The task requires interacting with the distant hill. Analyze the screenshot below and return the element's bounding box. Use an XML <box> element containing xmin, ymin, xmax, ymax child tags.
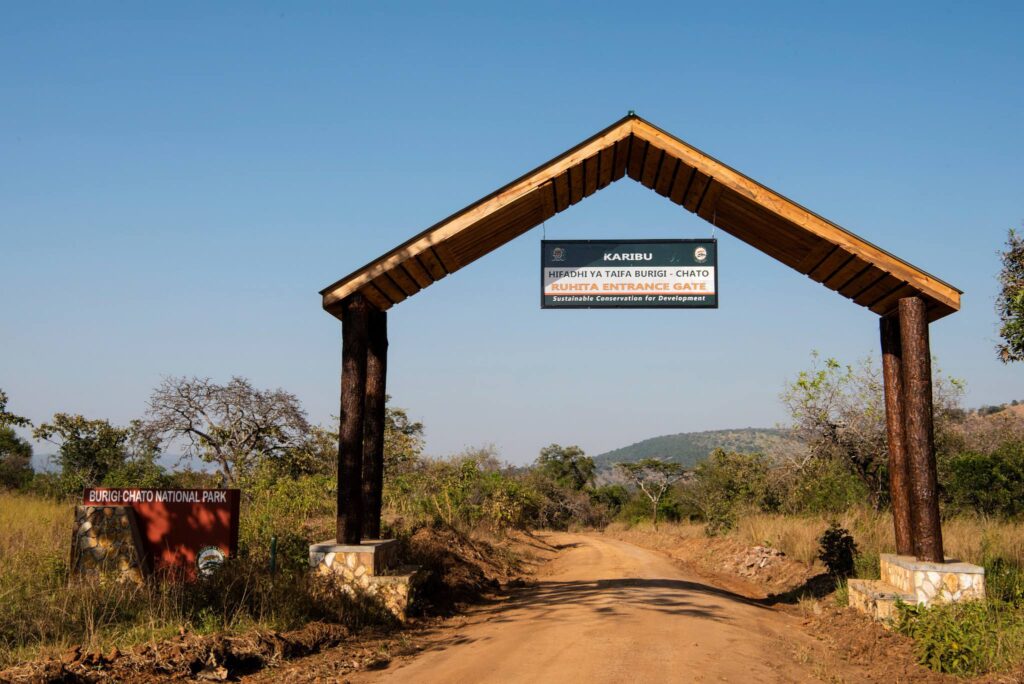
<box><xmin>593</xmin><ymin>428</ymin><xmax>795</xmax><ymax>472</ymax></box>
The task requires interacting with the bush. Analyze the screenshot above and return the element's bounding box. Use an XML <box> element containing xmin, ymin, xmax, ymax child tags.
<box><xmin>897</xmin><ymin>600</ymin><xmax>1024</xmax><ymax>675</ymax></box>
<box><xmin>778</xmin><ymin>458</ymin><xmax>869</xmax><ymax>515</ymax></box>
<box><xmin>984</xmin><ymin>557</ymin><xmax>1024</xmax><ymax>605</ymax></box>
<box><xmin>817</xmin><ymin>522</ymin><xmax>858</xmax><ymax>578</ymax></box>
<box><xmin>942</xmin><ymin>442</ymin><xmax>1024</xmax><ymax>518</ymax></box>
<box><xmin>679</xmin><ymin>449</ymin><xmax>777</xmax><ymax>534</ymax></box>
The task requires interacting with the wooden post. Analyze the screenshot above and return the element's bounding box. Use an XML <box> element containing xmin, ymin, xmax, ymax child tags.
<box><xmin>880</xmin><ymin>314</ymin><xmax>914</xmax><ymax>556</ymax></box>
<box><xmin>361</xmin><ymin>309</ymin><xmax>387</xmax><ymax>540</ymax></box>
<box><xmin>898</xmin><ymin>297</ymin><xmax>944</xmax><ymax>563</ymax></box>
<box><xmin>338</xmin><ymin>294</ymin><xmax>370</xmax><ymax>545</ymax></box>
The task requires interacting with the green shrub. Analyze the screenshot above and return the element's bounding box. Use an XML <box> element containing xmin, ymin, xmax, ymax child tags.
<box><xmin>943</xmin><ymin>442</ymin><xmax>1024</xmax><ymax>518</ymax></box>
<box><xmin>984</xmin><ymin>557</ymin><xmax>1024</xmax><ymax>605</ymax></box>
<box><xmin>779</xmin><ymin>458</ymin><xmax>869</xmax><ymax>515</ymax></box>
<box><xmin>896</xmin><ymin>600</ymin><xmax>1024</xmax><ymax>675</ymax></box>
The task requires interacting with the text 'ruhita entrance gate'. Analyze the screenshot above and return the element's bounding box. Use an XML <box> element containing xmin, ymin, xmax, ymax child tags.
<box><xmin>312</xmin><ymin>113</ymin><xmax>981</xmax><ymax>619</ymax></box>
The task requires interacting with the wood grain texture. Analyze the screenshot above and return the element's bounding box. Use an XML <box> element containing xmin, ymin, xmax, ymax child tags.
<box><xmin>338</xmin><ymin>295</ymin><xmax>370</xmax><ymax>544</ymax></box>
<box><xmin>880</xmin><ymin>314</ymin><xmax>914</xmax><ymax>556</ymax></box>
<box><xmin>899</xmin><ymin>297</ymin><xmax>944</xmax><ymax>563</ymax></box>
<box><xmin>361</xmin><ymin>309</ymin><xmax>387</xmax><ymax>540</ymax></box>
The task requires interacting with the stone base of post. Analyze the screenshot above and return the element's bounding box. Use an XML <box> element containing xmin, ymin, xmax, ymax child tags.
<box><xmin>849</xmin><ymin>554</ymin><xmax>985</xmax><ymax>624</ymax></box>
<box><xmin>309</xmin><ymin>539</ymin><xmax>421</xmax><ymax>621</ymax></box>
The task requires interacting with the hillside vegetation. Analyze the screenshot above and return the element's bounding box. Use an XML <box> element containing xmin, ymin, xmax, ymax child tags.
<box><xmin>593</xmin><ymin>427</ymin><xmax>796</xmax><ymax>471</ymax></box>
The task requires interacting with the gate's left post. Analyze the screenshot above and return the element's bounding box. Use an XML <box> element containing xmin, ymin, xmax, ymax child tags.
<box><xmin>337</xmin><ymin>294</ymin><xmax>370</xmax><ymax>544</ymax></box>
<box><xmin>311</xmin><ymin>294</ymin><xmax>416</xmax><ymax>621</ymax></box>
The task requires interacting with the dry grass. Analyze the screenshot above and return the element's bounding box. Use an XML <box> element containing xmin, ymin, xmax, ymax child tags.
<box><xmin>0</xmin><ymin>491</ymin><xmax>350</xmax><ymax>668</ymax></box>
<box><xmin>608</xmin><ymin>508</ymin><xmax>1024</xmax><ymax>572</ymax></box>
<box><xmin>732</xmin><ymin>509</ymin><xmax>1024</xmax><ymax>567</ymax></box>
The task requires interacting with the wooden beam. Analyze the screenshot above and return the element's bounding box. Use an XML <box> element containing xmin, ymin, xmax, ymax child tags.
<box><xmin>871</xmin><ymin>283</ymin><xmax>918</xmax><ymax>316</ymax></box>
<box><xmin>553</xmin><ymin>172</ymin><xmax>571</xmax><ymax>212</ymax></box>
<box><xmin>417</xmin><ymin>249</ymin><xmax>447</xmax><ymax>280</ymax></box>
<box><xmin>402</xmin><ymin>257</ymin><xmax>433</xmax><ymax>288</ymax></box>
<box><xmin>682</xmin><ymin>171</ymin><xmax>711</xmax><ymax>212</ymax></box>
<box><xmin>696</xmin><ymin>179</ymin><xmax>724</xmax><ymax>222</ymax></box>
<box><xmin>359</xmin><ymin>283</ymin><xmax>392</xmax><ymax>311</ymax></box>
<box><xmin>809</xmin><ymin>250</ymin><xmax>852</xmax><ymax>283</ymax></box>
<box><xmin>361</xmin><ymin>309</ymin><xmax>387</xmax><ymax>540</ymax></box>
<box><xmin>839</xmin><ymin>267</ymin><xmax>885</xmax><ymax>299</ymax></box>
<box><xmin>880</xmin><ymin>314</ymin><xmax>914</xmax><ymax>556</ymax></box>
<box><xmin>338</xmin><ymin>294</ymin><xmax>370</xmax><ymax>544</ymax></box>
<box><xmin>654</xmin><ymin>155</ymin><xmax>679</xmax><ymax>197</ymax></box>
<box><xmin>796</xmin><ymin>241</ymin><xmax>837</xmax><ymax>274</ymax></box>
<box><xmin>899</xmin><ymin>297</ymin><xmax>944</xmax><ymax>563</ymax></box>
<box><xmin>640</xmin><ymin>146</ymin><xmax>663</xmax><ymax>188</ymax></box>
<box><xmin>610</xmin><ymin>136</ymin><xmax>630</xmax><ymax>181</ymax></box>
<box><xmin>388</xmin><ymin>264</ymin><xmax>421</xmax><ymax>297</ymax></box>
<box><xmin>823</xmin><ymin>256</ymin><xmax>870</xmax><ymax>291</ymax></box>
<box><xmin>627</xmin><ymin>137</ymin><xmax>647</xmax><ymax>180</ymax></box>
<box><xmin>583</xmin><ymin>154</ymin><xmax>599</xmax><ymax>197</ymax></box>
<box><xmin>668</xmin><ymin>164</ymin><xmax>695</xmax><ymax>205</ymax></box>
<box><xmin>568</xmin><ymin>164</ymin><xmax>584</xmax><ymax>205</ymax></box>
<box><xmin>597</xmin><ymin>145</ymin><xmax>615</xmax><ymax>189</ymax></box>
<box><xmin>372</xmin><ymin>274</ymin><xmax>407</xmax><ymax>304</ymax></box>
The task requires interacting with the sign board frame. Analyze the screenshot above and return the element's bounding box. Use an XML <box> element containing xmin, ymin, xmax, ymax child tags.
<box><xmin>541</xmin><ymin>238</ymin><xmax>718</xmax><ymax>309</ymax></box>
<box><xmin>82</xmin><ymin>488</ymin><xmax>241</xmax><ymax>578</ymax></box>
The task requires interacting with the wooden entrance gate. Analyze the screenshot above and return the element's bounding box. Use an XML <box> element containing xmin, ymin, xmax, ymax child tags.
<box><xmin>319</xmin><ymin>114</ymin><xmax>961</xmax><ymax>562</ymax></box>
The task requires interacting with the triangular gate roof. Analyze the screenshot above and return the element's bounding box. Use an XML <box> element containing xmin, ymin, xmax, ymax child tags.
<box><xmin>321</xmin><ymin>114</ymin><xmax>961</xmax><ymax>321</ymax></box>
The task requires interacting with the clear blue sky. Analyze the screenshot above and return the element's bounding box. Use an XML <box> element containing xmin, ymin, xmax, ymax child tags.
<box><xmin>2</xmin><ymin>2</ymin><xmax>1022</xmax><ymax>466</ymax></box>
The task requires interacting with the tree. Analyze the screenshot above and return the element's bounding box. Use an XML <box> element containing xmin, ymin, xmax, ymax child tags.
<box><xmin>291</xmin><ymin>397</ymin><xmax>424</xmax><ymax>478</ymax></box>
<box><xmin>33</xmin><ymin>414</ymin><xmax>131</xmax><ymax>487</ymax></box>
<box><xmin>680</xmin><ymin>449</ymin><xmax>776</xmax><ymax>533</ymax></box>
<box><xmin>0</xmin><ymin>389</ymin><xmax>33</xmax><ymax>489</ymax></box>
<box><xmin>0</xmin><ymin>427</ymin><xmax>33</xmax><ymax>489</ymax></box>
<box><xmin>141</xmin><ymin>376</ymin><xmax>310</xmax><ymax>486</ymax></box>
<box><xmin>779</xmin><ymin>352</ymin><xmax>963</xmax><ymax>509</ymax></box>
<box><xmin>615</xmin><ymin>458</ymin><xmax>686</xmax><ymax>528</ymax></box>
<box><xmin>534</xmin><ymin>443</ymin><xmax>595</xmax><ymax>491</ymax></box>
<box><xmin>997</xmin><ymin>227</ymin><xmax>1024</xmax><ymax>363</ymax></box>
<box><xmin>383</xmin><ymin>401</ymin><xmax>425</xmax><ymax>475</ymax></box>
<box><xmin>0</xmin><ymin>389</ymin><xmax>31</xmax><ymax>429</ymax></box>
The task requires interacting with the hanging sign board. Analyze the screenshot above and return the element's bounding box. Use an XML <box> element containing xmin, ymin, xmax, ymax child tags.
<box><xmin>82</xmin><ymin>488</ymin><xmax>241</xmax><ymax>578</ymax></box>
<box><xmin>542</xmin><ymin>239</ymin><xmax>717</xmax><ymax>309</ymax></box>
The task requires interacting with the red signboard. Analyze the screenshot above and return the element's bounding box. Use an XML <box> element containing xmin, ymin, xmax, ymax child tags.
<box><xmin>83</xmin><ymin>488</ymin><xmax>240</xmax><ymax>578</ymax></box>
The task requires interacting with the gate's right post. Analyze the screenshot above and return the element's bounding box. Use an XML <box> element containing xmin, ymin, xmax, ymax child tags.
<box><xmin>880</xmin><ymin>313</ymin><xmax>914</xmax><ymax>556</ymax></box>
<box><xmin>898</xmin><ymin>296</ymin><xmax>944</xmax><ymax>563</ymax></box>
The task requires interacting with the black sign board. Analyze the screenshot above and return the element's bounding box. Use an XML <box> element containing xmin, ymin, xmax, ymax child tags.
<box><xmin>541</xmin><ymin>239</ymin><xmax>718</xmax><ymax>309</ymax></box>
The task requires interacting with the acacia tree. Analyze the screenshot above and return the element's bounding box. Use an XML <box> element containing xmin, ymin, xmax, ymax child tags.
<box><xmin>535</xmin><ymin>443</ymin><xmax>595</xmax><ymax>491</ymax></box>
<box><xmin>997</xmin><ymin>228</ymin><xmax>1024</xmax><ymax>363</ymax></box>
<box><xmin>141</xmin><ymin>376</ymin><xmax>310</xmax><ymax>486</ymax></box>
<box><xmin>615</xmin><ymin>458</ymin><xmax>686</xmax><ymax>528</ymax></box>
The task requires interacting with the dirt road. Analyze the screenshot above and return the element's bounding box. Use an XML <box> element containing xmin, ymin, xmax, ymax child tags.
<box><xmin>348</xmin><ymin>532</ymin><xmax>827</xmax><ymax>683</ymax></box>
